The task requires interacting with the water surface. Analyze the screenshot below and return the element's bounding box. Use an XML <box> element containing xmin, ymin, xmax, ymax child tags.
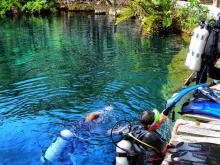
<box><xmin>0</xmin><ymin>12</ymin><xmax>185</xmax><ymax>165</ymax></box>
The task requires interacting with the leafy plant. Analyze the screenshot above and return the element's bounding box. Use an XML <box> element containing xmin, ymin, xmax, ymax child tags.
<box><xmin>0</xmin><ymin>0</ymin><xmax>22</xmax><ymax>16</ymax></box>
<box><xmin>116</xmin><ymin>0</ymin><xmax>177</xmax><ymax>34</ymax></box>
<box><xmin>177</xmin><ymin>0</ymin><xmax>209</xmax><ymax>30</ymax></box>
<box><xmin>0</xmin><ymin>0</ymin><xmax>57</xmax><ymax>16</ymax></box>
<box><xmin>22</xmin><ymin>0</ymin><xmax>57</xmax><ymax>14</ymax></box>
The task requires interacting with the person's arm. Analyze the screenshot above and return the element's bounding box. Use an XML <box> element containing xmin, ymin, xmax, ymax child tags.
<box><xmin>147</xmin><ymin>109</ymin><xmax>169</xmax><ymax>131</ymax></box>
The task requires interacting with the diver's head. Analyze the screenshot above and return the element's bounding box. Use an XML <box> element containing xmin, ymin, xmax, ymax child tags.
<box><xmin>85</xmin><ymin>112</ymin><xmax>101</xmax><ymax>122</ymax></box>
<box><xmin>139</xmin><ymin>109</ymin><xmax>160</xmax><ymax>128</ymax></box>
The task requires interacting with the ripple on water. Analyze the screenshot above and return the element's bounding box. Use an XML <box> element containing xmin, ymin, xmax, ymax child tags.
<box><xmin>0</xmin><ymin>14</ymin><xmax>182</xmax><ymax>164</ymax></box>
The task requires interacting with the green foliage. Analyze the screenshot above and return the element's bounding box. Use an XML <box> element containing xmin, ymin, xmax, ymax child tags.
<box><xmin>22</xmin><ymin>0</ymin><xmax>57</xmax><ymax>14</ymax></box>
<box><xmin>177</xmin><ymin>0</ymin><xmax>209</xmax><ymax>30</ymax></box>
<box><xmin>116</xmin><ymin>0</ymin><xmax>209</xmax><ymax>34</ymax></box>
<box><xmin>116</xmin><ymin>0</ymin><xmax>177</xmax><ymax>34</ymax></box>
<box><xmin>67</xmin><ymin>2</ymin><xmax>94</xmax><ymax>11</ymax></box>
<box><xmin>0</xmin><ymin>0</ymin><xmax>22</xmax><ymax>16</ymax></box>
<box><xmin>0</xmin><ymin>0</ymin><xmax>57</xmax><ymax>16</ymax></box>
<box><xmin>116</xmin><ymin>8</ymin><xmax>135</xmax><ymax>25</ymax></box>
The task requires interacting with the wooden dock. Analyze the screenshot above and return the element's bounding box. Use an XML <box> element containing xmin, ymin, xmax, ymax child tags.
<box><xmin>161</xmin><ymin>118</ymin><xmax>220</xmax><ymax>165</ymax></box>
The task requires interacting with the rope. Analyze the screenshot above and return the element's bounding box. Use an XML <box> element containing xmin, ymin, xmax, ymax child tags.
<box><xmin>127</xmin><ymin>132</ymin><xmax>160</xmax><ymax>154</ymax></box>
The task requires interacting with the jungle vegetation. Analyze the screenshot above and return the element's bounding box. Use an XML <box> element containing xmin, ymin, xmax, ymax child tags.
<box><xmin>0</xmin><ymin>0</ymin><xmax>57</xmax><ymax>15</ymax></box>
<box><xmin>116</xmin><ymin>0</ymin><xmax>209</xmax><ymax>34</ymax></box>
<box><xmin>0</xmin><ymin>0</ymin><xmax>209</xmax><ymax>34</ymax></box>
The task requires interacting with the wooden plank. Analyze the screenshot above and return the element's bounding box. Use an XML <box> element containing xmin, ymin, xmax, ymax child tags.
<box><xmin>208</xmin><ymin>120</ymin><xmax>220</xmax><ymax>125</ymax></box>
<box><xmin>186</xmin><ymin>121</ymin><xmax>220</xmax><ymax>131</ymax></box>
<box><xmin>183</xmin><ymin>114</ymin><xmax>220</xmax><ymax>122</ymax></box>
<box><xmin>172</xmin><ymin>135</ymin><xmax>220</xmax><ymax>144</ymax></box>
<box><xmin>174</xmin><ymin>119</ymin><xmax>220</xmax><ymax>131</ymax></box>
<box><xmin>177</xmin><ymin>124</ymin><xmax>220</xmax><ymax>137</ymax></box>
<box><xmin>210</xmin><ymin>84</ymin><xmax>220</xmax><ymax>91</ymax></box>
<box><xmin>213</xmin><ymin>0</ymin><xmax>220</xmax><ymax>7</ymax></box>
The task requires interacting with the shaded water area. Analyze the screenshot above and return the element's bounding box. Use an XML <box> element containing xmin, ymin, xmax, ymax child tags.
<box><xmin>0</xmin><ymin>12</ymin><xmax>186</xmax><ymax>165</ymax></box>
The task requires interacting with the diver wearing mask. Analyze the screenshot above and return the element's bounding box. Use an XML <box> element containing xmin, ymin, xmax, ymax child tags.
<box><xmin>116</xmin><ymin>108</ymin><xmax>173</xmax><ymax>165</ymax></box>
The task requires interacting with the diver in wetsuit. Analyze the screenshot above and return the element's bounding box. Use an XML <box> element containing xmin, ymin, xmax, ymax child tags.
<box><xmin>116</xmin><ymin>108</ymin><xmax>173</xmax><ymax>165</ymax></box>
<box><xmin>42</xmin><ymin>105</ymin><xmax>114</xmax><ymax>165</ymax></box>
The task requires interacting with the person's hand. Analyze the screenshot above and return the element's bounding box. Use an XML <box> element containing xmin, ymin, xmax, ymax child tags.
<box><xmin>167</xmin><ymin>143</ymin><xmax>175</xmax><ymax>149</ymax></box>
<box><xmin>160</xmin><ymin>113</ymin><xmax>167</xmax><ymax>121</ymax></box>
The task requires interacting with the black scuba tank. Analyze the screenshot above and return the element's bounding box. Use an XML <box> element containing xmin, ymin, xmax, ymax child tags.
<box><xmin>196</xmin><ymin>17</ymin><xmax>220</xmax><ymax>83</ymax></box>
<box><xmin>203</xmin><ymin>22</ymin><xmax>219</xmax><ymax>65</ymax></box>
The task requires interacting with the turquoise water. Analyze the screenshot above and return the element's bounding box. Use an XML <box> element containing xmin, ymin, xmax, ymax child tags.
<box><xmin>0</xmin><ymin>12</ymin><xmax>184</xmax><ymax>164</ymax></box>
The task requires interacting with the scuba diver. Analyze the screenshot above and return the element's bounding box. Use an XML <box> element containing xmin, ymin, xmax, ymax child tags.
<box><xmin>85</xmin><ymin>111</ymin><xmax>102</xmax><ymax>122</ymax></box>
<box><xmin>41</xmin><ymin>105</ymin><xmax>114</xmax><ymax>165</ymax></box>
<box><xmin>114</xmin><ymin>107</ymin><xmax>174</xmax><ymax>165</ymax></box>
<box><xmin>113</xmin><ymin>84</ymin><xmax>208</xmax><ymax>165</ymax></box>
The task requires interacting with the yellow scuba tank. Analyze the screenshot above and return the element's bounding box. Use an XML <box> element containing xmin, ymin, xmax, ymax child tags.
<box><xmin>185</xmin><ymin>24</ymin><xmax>209</xmax><ymax>71</ymax></box>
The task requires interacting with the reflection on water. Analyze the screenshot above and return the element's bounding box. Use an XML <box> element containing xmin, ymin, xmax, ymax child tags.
<box><xmin>0</xmin><ymin>12</ymin><xmax>184</xmax><ymax>164</ymax></box>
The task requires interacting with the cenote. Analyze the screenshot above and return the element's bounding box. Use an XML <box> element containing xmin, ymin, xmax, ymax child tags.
<box><xmin>0</xmin><ymin>12</ymin><xmax>187</xmax><ymax>165</ymax></box>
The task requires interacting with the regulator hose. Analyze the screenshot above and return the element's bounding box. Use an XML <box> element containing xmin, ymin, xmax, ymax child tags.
<box><xmin>110</xmin><ymin>120</ymin><xmax>134</xmax><ymax>155</ymax></box>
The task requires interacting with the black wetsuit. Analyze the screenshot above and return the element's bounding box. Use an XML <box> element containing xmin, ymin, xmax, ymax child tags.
<box><xmin>126</xmin><ymin>125</ymin><xmax>167</xmax><ymax>165</ymax></box>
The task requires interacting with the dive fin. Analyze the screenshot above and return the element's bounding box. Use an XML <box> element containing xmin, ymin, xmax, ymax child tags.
<box><xmin>169</xmin><ymin>142</ymin><xmax>202</xmax><ymax>153</ymax></box>
<box><xmin>166</xmin><ymin>83</ymin><xmax>207</xmax><ymax>109</ymax></box>
<box><xmin>171</xmin><ymin>151</ymin><xmax>207</xmax><ymax>164</ymax></box>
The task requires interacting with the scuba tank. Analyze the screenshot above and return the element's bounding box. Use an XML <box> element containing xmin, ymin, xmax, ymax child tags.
<box><xmin>185</xmin><ymin>22</ymin><xmax>209</xmax><ymax>71</ymax></box>
<box><xmin>116</xmin><ymin>140</ymin><xmax>132</xmax><ymax>165</ymax></box>
<box><xmin>41</xmin><ymin>129</ymin><xmax>74</xmax><ymax>163</ymax></box>
<box><xmin>185</xmin><ymin>29</ymin><xmax>197</xmax><ymax>67</ymax></box>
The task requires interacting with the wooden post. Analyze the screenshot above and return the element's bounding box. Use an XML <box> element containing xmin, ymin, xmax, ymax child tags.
<box><xmin>213</xmin><ymin>0</ymin><xmax>220</xmax><ymax>7</ymax></box>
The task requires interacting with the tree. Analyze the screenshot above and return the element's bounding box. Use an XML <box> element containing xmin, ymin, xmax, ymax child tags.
<box><xmin>0</xmin><ymin>0</ymin><xmax>22</xmax><ymax>15</ymax></box>
<box><xmin>116</xmin><ymin>0</ymin><xmax>177</xmax><ymax>35</ymax></box>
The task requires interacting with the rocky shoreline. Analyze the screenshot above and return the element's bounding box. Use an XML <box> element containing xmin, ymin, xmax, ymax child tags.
<box><xmin>58</xmin><ymin>1</ymin><xmax>119</xmax><ymax>16</ymax></box>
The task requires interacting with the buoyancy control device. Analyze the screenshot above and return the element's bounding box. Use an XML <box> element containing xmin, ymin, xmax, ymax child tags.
<box><xmin>185</xmin><ymin>22</ymin><xmax>209</xmax><ymax>71</ymax></box>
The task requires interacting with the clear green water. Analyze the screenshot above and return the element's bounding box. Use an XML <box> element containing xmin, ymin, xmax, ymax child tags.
<box><xmin>0</xmin><ymin>12</ymin><xmax>186</xmax><ymax>164</ymax></box>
